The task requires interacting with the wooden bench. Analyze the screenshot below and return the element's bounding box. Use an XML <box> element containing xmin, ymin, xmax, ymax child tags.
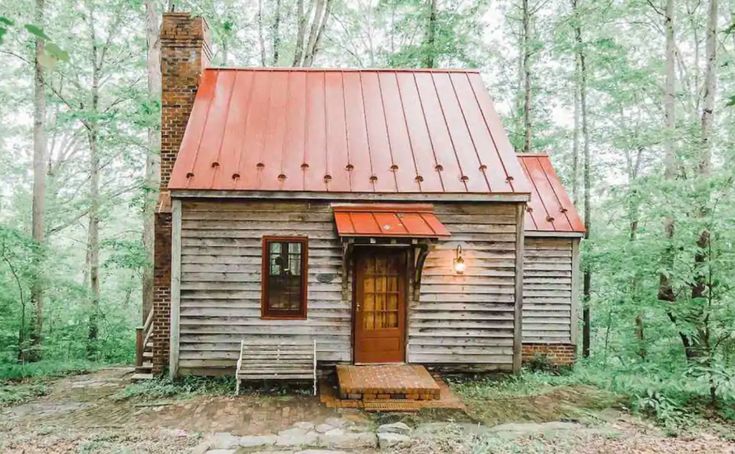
<box><xmin>235</xmin><ymin>339</ymin><xmax>317</xmax><ymax>395</ymax></box>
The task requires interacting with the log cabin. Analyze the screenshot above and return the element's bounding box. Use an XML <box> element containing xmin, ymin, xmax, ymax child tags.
<box><xmin>135</xmin><ymin>13</ymin><xmax>584</xmax><ymax>385</ymax></box>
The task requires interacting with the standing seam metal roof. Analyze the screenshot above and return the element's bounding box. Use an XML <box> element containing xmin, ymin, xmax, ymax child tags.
<box><xmin>518</xmin><ymin>154</ymin><xmax>585</xmax><ymax>233</ymax></box>
<box><xmin>168</xmin><ymin>68</ymin><xmax>531</xmax><ymax>194</ymax></box>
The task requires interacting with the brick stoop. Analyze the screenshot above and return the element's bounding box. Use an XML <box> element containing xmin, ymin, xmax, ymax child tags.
<box><xmin>336</xmin><ymin>364</ymin><xmax>441</xmax><ymax>401</ymax></box>
<box><xmin>321</xmin><ymin>374</ymin><xmax>465</xmax><ymax>412</ymax></box>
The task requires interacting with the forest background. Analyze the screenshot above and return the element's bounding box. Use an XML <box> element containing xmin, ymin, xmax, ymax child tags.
<box><xmin>1</xmin><ymin>0</ymin><xmax>734</xmax><ymax>425</ymax></box>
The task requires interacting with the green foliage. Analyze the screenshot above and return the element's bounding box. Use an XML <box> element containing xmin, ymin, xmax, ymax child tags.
<box><xmin>0</xmin><ymin>359</ymin><xmax>97</xmax><ymax>381</ymax></box>
<box><xmin>0</xmin><ymin>381</ymin><xmax>47</xmax><ymax>406</ymax></box>
<box><xmin>114</xmin><ymin>376</ymin><xmax>235</xmax><ymax>401</ymax></box>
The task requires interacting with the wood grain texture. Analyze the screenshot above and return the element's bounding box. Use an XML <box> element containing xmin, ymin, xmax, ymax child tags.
<box><xmin>175</xmin><ymin>200</ymin><xmax>524</xmax><ymax>374</ymax></box>
<box><xmin>408</xmin><ymin>203</ymin><xmax>519</xmax><ymax>367</ymax></box>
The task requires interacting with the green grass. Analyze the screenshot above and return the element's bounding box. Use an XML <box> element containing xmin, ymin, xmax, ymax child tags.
<box><xmin>0</xmin><ymin>359</ymin><xmax>103</xmax><ymax>407</ymax></box>
<box><xmin>0</xmin><ymin>359</ymin><xmax>100</xmax><ymax>382</ymax></box>
<box><xmin>113</xmin><ymin>375</ymin><xmax>236</xmax><ymax>401</ymax></box>
<box><xmin>450</xmin><ymin>362</ymin><xmax>735</xmax><ymax>432</ymax></box>
<box><xmin>0</xmin><ymin>381</ymin><xmax>48</xmax><ymax>406</ymax></box>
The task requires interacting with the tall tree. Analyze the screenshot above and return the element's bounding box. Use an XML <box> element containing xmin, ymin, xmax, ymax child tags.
<box><xmin>423</xmin><ymin>0</ymin><xmax>438</xmax><ymax>68</ymax></box>
<box><xmin>142</xmin><ymin>0</ymin><xmax>161</xmax><ymax>322</ymax></box>
<box><xmin>271</xmin><ymin>0</ymin><xmax>282</xmax><ymax>65</ymax></box>
<box><xmin>27</xmin><ymin>0</ymin><xmax>47</xmax><ymax>362</ymax></box>
<box><xmin>689</xmin><ymin>0</ymin><xmax>718</xmax><ymax>358</ymax></box>
<box><xmin>520</xmin><ymin>0</ymin><xmax>532</xmax><ymax>153</ymax></box>
<box><xmin>579</xmin><ymin>12</ymin><xmax>591</xmax><ymax>360</ymax></box>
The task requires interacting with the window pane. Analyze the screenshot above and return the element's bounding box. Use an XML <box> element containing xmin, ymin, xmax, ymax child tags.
<box><xmin>265</xmin><ymin>240</ymin><xmax>304</xmax><ymax>314</ymax></box>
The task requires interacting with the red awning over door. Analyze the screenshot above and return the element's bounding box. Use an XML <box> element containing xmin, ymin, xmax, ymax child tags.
<box><xmin>333</xmin><ymin>204</ymin><xmax>450</xmax><ymax>238</ymax></box>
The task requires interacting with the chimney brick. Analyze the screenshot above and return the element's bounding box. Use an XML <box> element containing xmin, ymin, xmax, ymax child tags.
<box><xmin>159</xmin><ymin>12</ymin><xmax>211</xmax><ymax>193</ymax></box>
<box><xmin>152</xmin><ymin>12</ymin><xmax>210</xmax><ymax>376</ymax></box>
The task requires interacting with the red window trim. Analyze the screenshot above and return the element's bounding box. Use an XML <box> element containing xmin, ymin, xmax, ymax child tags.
<box><xmin>261</xmin><ymin>236</ymin><xmax>309</xmax><ymax>320</ymax></box>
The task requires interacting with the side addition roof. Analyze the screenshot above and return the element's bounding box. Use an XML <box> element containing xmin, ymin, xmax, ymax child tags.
<box><xmin>168</xmin><ymin>68</ymin><xmax>530</xmax><ymax>196</ymax></box>
<box><xmin>518</xmin><ymin>154</ymin><xmax>585</xmax><ymax>234</ymax></box>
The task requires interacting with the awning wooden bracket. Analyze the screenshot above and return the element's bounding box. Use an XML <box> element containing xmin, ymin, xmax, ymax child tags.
<box><xmin>413</xmin><ymin>240</ymin><xmax>433</xmax><ymax>301</ymax></box>
<box><xmin>341</xmin><ymin>239</ymin><xmax>354</xmax><ymax>300</ymax></box>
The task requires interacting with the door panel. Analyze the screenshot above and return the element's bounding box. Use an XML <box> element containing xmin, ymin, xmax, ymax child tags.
<box><xmin>354</xmin><ymin>249</ymin><xmax>407</xmax><ymax>363</ymax></box>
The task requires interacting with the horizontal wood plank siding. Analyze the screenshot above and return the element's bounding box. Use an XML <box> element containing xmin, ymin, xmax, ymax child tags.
<box><xmin>522</xmin><ymin>237</ymin><xmax>574</xmax><ymax>344</ymax></box>
<box><xmin>176</xmin><ymin>200</ymin><xmax>524</xmax><ymax>374</ymax></box>
<box><xmin>409</xmin><ymin>203</ymin><xmax>519</xmax><ymax>369</ymax></box>
<box><xmin>178</xmin><ymin>201</ymin><xmax>350</xmax><ymax>373</ymax></box>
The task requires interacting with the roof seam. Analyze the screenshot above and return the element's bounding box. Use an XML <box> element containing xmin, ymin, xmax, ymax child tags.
<box><xmin>447</xmin><ymin>72</ymin><xmax>492</xmax><ymax>193</ymax></box>
<box><xmin>209</xmin><ymin>70</ymin><xmax>238</xmax><ymax>189</ymax></box>
<box><xmin>393</xmin><ymin>72</ymin><xmax>423</xmax><ymax>193</ymax></box>
<box><xmin>187</xmin><ymin>69</ymin><xmax>221</xmax><ymax>189</ymax></box>
<box><xmin>376</xmin><ymin>73</ymin><xmax>399</xmax><ymax>192</ymax></box>
<box><xmin>429</xmin><ymin>72</ymin><xmax>469</xmax><ymax>193</ymax></box>
<box><xmin>411</xmin><ymin>72</ymin><xmax>446</xmax><ymax>192</ymax></box>
<box><xmin>466</xmin><ymin>73</ymin><xmax>515</xmax><ymax>191</ymax></box>
<box><xmin>232</xmin><ymin>71</ymin><xmax>258</xmax><ymax>190</ymax></box>
<box><xmin>538</xmin><ymin>156</ymin><xmax>576</xmax><ymax>231</ymax></box>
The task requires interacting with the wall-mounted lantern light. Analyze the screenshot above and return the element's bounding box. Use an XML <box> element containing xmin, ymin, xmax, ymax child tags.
<box><xmin>453</xmin><ymin>245</ymin><xmax>465</xmax><ymax>274</ymax></box>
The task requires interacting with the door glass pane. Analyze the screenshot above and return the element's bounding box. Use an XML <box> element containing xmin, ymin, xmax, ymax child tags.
<box><xmin>361</xmin><ymin>254</ymin><xmax>401</xmax><ymax>330</ymax></box>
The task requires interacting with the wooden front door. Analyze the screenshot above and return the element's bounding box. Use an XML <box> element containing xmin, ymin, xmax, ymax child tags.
<box><xmin>354</xmin><ymin>249</ymin><xmax>407</xmax><ymax>363</ymax></box>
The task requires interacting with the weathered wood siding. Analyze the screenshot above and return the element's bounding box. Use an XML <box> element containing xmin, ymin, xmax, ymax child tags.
<box><xmin>522</xmin><ymin>237</ymin><xmax>576</xmax><ymax>344</ymax></box>
<box><xmin>175</xmin><ymin>200</ymin><xmax>523</xmax><ymax>374</ymax></box>
<box><xmin>409</xmin><ymin>203</ymin><xmax>520</xmax><ymax>370</ymax></box>
<box><xmin>177</xmin><ymin>201</ymin><xmax>349</xmax><ymax>374</ymax></box>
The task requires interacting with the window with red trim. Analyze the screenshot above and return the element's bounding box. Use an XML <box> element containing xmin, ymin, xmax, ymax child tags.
<box><xmin>261</xmin><ymin>236</ymin><xmax>308</xmax><ymax>319</ymax></box>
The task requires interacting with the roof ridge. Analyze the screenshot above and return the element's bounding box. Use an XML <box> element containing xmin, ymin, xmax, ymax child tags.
<box><xmin>205</xmin><ymin>67</ymin><xmax>482</xmax><ymax>74</ymax></box>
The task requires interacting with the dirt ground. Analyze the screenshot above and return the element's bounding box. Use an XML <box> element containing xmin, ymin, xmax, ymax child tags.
<box><xmin>1</xmin><ymin>368</ymin><xmax>733</xmax><ymax>453</ymax></box>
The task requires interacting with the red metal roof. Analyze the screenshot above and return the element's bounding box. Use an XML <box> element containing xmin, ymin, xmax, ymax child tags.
<box><xmin>168</xmin><ymin>68</ymin><xmax>530</xmax><ymax>195</ymax></box>
<box><xmin>518</xmin><ymin>154</ymin><xmax>585</xmax><ymax>234</ymax></box>
<box><xmin>333</xmin><ymin>204</ymin><xmax>450</xmax><ymax>238</ymax></box>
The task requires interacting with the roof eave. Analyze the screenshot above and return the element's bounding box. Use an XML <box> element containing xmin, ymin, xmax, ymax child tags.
<box><xmin>169</xmin><ymin>189</ymin><xmax>531</xmax><ymax>203</ymax></box>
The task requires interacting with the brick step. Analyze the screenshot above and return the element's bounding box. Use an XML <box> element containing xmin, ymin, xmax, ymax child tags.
<box><xmin>143</xmin><ymin>351</ymin><xmax>153</xmax><ymax>358</ymax></box>
<box><xmin>337</xmin><ymin>364</ymin><xmax>441</xmax><ymax>401</ymax></box>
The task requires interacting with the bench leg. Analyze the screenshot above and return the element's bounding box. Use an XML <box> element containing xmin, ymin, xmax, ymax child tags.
<box><xmin>235</xmin><ymin>378</ymin><xmax>240</xmax><ymax>396</ymax></box>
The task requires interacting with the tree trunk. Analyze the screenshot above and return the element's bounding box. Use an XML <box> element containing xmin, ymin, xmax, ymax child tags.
<box><xmin>656</xmin><ymin>0</ymin><xmax>697</xmax><ymax>359</ymax></box>
<box><xmin>292</xmin><ymin>0</ymin><xmax>306</xmax><ymax>66</ymax></box>
<box><xmin>271</xmin><ymin>0</ymin><xmax>282</xmax><ymax>65</ymax></box>
<box><xmin>142</xmin><ymin>0</ymin><xmax>161</xmax><ymax>323</ymax></box>
<box><xmin>86</xmin><ymin>11</ymin><xmax>101</xmax><ymax>359</ymax></box>
<box><xmin>521</xmin><ymin>0</ymin><xmax>532</xmax><ymax>153</ymax></box>
<box><xmin>27</xmin><ymin>0</ymin><xmax>47</xmax><ymax>363</ymax></box>
<box><xmin>570</xmin><ymin>0</ymin><xmax>580</xmax><ymax>205</ymax></box>
<box><xmin>257</xmin><ymin>0</ymin><xmax>267</xmax><ymax>66</ymax></box>
<box><xmin>423</xmin><ymin>0</ymin><xmax>438</xmax><ymax>68</ymax></box>
<box><xmin>306</xmin><ymin>0</ymin><xmax>332</xmax><ymax>66</ymax></box>
<box><xmin>572</xmin><ymin>0</ymin><xmax>592</xmax><ymax>358</ymax></box>
<box><xmin>689</xmin><ymin>0</ymin><xmax>717</xmax><ymax>360</ymax></box>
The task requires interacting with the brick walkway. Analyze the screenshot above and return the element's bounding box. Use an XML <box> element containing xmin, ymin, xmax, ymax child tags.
<box><xmin>336</xmin><ymin>364</ymin><xmax>441</xmax><ymax>400</ymax></box>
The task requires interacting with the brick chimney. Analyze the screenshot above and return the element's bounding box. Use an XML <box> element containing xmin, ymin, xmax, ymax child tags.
<box><xmin>152</xmin><ymin>12</ymin><xmax>211</xmax><ymax>376</ymax></box>
<box><xmin>159</xmin><ymin>12</ymin><xmax>211</xmax><ymax>193</ymax></box>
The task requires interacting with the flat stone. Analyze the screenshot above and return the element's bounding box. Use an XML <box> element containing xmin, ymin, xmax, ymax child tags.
<box><xmin>488</xmin><ymin>422</ymin><xmax>583</xmax><ymax>434</ymax></box>
<box><xmin>238</xmin><ymin>434</ymin><xmax>277</xmax><ymax>448</ymax></box>
<box><xmin>377</xmin><ymin>422</ymin><xmax>411</xmax><ymax>435</ymax></box>
<box><xmin>191</xmin><ymin>440</ymin><xmax>210</xmax><ymax>454</ymax></box>
<box><xmin>378</xmin><ymin>432</ymin><xmax>412</xmax><ymax>449</ymax></box>
<box><xmin>323</xmin><ymin>417</ymin><xmax>349</xmax><ymax>428</ymax></box>
<box><xmin>319</xmin><ymin>429</ymin><xmax>377</xmax><ymax>449</ymax></box>
<box><xmin>210</xmin><ymin>432</ymin><xmax>241</xmax><ymax>449</ymax></box>
<box><xmin>206</xmin><ymin>450</ymin><xmax>236</xmax><ymax>454</ymax></box>
<box><xmin>293</xmin><ymin>421</ymin><xmax>316</xmax><ymax>431</ymax></box>
<box><xmin>315</xmin><ymin>424</ymin><xmax>334</xmax><ymax>433</ymax></box>
<box><xmin>275</xmin><ymin>428</ymin><xmax>319</xmax><ymax>447</ymax></box>
<box><xmin>296</xmin><ymin>451</ymin><xmax>348</xmax><ymax>454</ymax></box>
